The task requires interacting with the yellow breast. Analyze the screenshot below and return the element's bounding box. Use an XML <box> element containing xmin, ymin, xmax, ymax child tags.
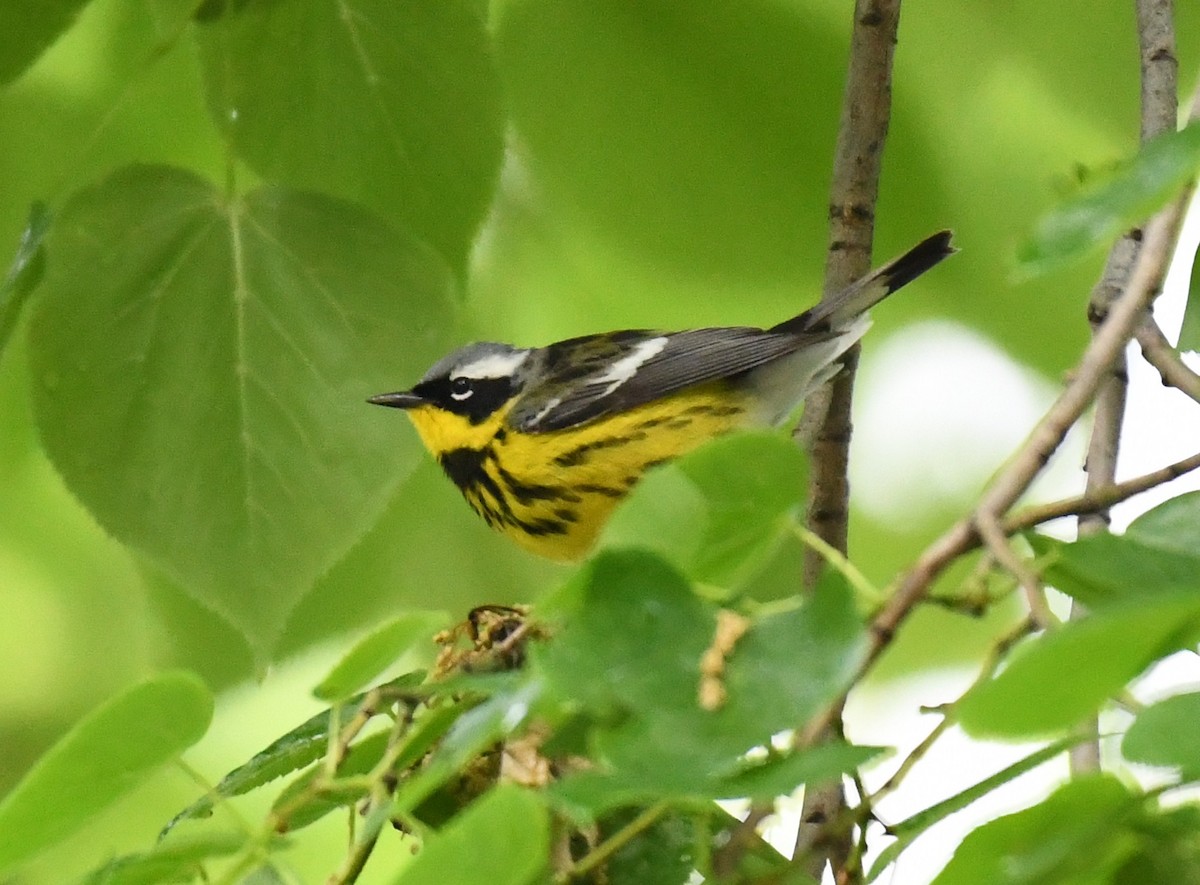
<box><xmin>403</xmin><ymin>383</ymin><xmax>753</xmax><ymax>559</ymax></box>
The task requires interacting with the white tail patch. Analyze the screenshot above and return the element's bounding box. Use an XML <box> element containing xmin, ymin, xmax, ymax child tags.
<box><xmin>594</xmin><ymin>336</ymin><xmax>669</xmax><ymax>396</ymax></box>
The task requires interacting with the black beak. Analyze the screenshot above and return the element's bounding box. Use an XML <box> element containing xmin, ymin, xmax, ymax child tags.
<box><xmin>367</xmin><ymin>390</ymin><xmax>425</xmax><ymax>409</ymax></box>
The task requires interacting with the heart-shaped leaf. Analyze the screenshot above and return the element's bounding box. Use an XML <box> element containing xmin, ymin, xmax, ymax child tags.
<box><xmin>30</xmin><ymin>164</ymin><xmax>454</xmax><ymax>659</ymax></box>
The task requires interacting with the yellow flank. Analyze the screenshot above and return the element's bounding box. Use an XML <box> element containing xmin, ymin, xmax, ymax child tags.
<box><xmin>403</xmin><ymin>382</ymin><xmax>753</xmax><ymax>559</ymax></box>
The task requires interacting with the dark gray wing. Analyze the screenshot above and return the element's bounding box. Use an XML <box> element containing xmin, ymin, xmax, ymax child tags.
<box><xmin>510</xmin><ymin>326</ymin><xmax>828</xmax><ymax>433</ymax></box>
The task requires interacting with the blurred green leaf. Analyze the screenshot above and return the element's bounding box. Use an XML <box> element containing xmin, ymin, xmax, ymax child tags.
<box><xmin>539</xmin><ymin>551</ymin><xmax>866</xmax><ymax>816</ymax></box>
<box><xmin>392</xmin><ymin>785</ymin><xmax>549</xmax><ymax>885</ymax></box>
<box><xmin>0</xmin><ymin>201</ymin><xmax>50</xmax><ymax>357</ymax></box>
<box><xmin>1122</xmin><ymin>691</ymin><xmax>1200</xmax><ymax>781</ymax></box>
<box><xmin>77</xmin><ymin>829</ymin><xmax>247</xmax><ymax>885</ymax></box>
<box><xmin>958</xmin><ymin>596</ymin><xmax>1200</xmax><ymax>738</ymax></box>
<box><xmin>1018</xmin><ymin>123</ymin><xmax>1200</xmax><ymax>276</ymax></box>
<box><xmin>0</xmin><ymin>671</ymin><xmax>213</xmax><ymax>875</ymax></box>
<box><xmin>29</xmin><ymin>164</ymin><xmax>454</xmax><ymax>658</ymax></box>
<box><xmin>931</xmin><ymin>776</ymin><xmax>1139</xmax><ymax>885</ymax></box>
<box><xmin>603</xmin><ymin>808</ymin><xmax>694</xmax><ymax>885</ymax></box>
<box><xmin>314</xmin><ymin>611</ymin><xmax>449</xmax><ymax>702</ymax></box>
<box><xmin>0</xmin><ymin>0</ymin><xmax>90</xmax><ymax>85</ymax></box>
<box><xmin>195</xmin><ymin>0</ymin><xmax>503</xmax><ymax>270</ymax></box>
<box><xmin>494</xmin><ymin>0</ymin><xmax>840</xmax><ymax>283</ymax></box>
<box><xmin>1181</xmin><ymin>245</ymin><xmax>1200</xmax><ymax>353</ymax></box>
<box><xmin>163</xmin><ymin>671</ymin><xmax>423</xmax><ymax>836</ymax></box>
<box><xmin>713</xmin><ymin>741</ymin><xmax>882</xmax><ymax>802</ymax></box>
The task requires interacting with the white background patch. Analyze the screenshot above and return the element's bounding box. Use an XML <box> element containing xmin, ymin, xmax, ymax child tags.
<box><xmin>595</xmin><ymin>336</ymin><xmax>668</xmax><ymax>396</ymax></box>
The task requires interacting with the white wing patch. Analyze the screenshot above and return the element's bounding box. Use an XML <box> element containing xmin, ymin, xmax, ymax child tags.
<box><xmin>454</xmin><ymin>349</ymin><xmax>530</xmax><ymax>380</ymax></box>
<box><xmin>529</xmin><ymin>395</ymin><xmax>563</xmax><ymax>425</ymax></box>
<box><xmin>594</xmin><ymin>336</ymin><xmax>669</xmax><ymax>397</ymax></box>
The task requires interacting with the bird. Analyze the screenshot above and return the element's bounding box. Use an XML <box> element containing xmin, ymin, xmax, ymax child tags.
<box><xmin>370</xmin><ymin>231</ymin><xmax>954</xmax><ymax>560</ymax></box>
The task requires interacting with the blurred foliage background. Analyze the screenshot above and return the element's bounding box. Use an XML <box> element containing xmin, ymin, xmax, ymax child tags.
<box><xmin>1</xmin><ymin>0</ymin><xmax>1198</xmax><ymax>881</ymax></box>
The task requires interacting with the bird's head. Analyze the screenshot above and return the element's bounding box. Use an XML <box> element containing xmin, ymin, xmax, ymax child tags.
<box><xmin>369</xmin><ymin>342</ymin><xmax>533</xmax><ymax>453</ymax></box>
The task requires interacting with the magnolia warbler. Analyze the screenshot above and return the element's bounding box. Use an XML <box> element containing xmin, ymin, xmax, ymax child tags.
<box><xmin>371</xmin><ymin>231</ymin><xmax>954</xmax><ymax>560</ymax></box>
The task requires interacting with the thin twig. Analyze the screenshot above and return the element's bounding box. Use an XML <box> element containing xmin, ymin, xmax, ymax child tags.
<box><xmin>794</xmin><ymin>523</ymin><xmax>884</xmax><ymax>604</ymax></box>
<box><xmin>327</xmin><ymin>706</ymin><xmax>418</xmax><ymax>885</ymax></box>
<box><xmin>1003</xmin><ymin>447</ymin><xmax>1200</xmax><ymax>533</ymax></box>
<box><xmin>797</xmin><ymin>0</ymin><xmax>905</xmax><ymax>876</ymax></box>
<box><xmin>1136</xmin><ymin>318</ymin><xmax>1200</xmax><ymax>403</ymax></box>
<box><xmin>868</xmin><ymin>617</ymin><xmax>1037</xmax><ymax>806</ymax></box>
<box><xmin>973</xmin><ymin>515</ymin><xmax>1057</xmax><ymax>628</ymax></box>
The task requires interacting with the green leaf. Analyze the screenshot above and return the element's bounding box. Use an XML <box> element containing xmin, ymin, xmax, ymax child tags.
<box><xmin>1123</xmin><ymin>692</ymin><xmax>1200</xmax><ymax>780</ymax></box>
<box><xmin>539</xmin><ymin>551</ymin><xmax>866</xmax><ymax>816</ymax></box>
<box><xmin>391</xmin><ymin>681</ymin><xmax>542</xmax><ymax>816</ymax></box>
<box><xmin>0</xmin><ymin>201</ymin><xmax>51</xmax><ymax>358</ymax></box>
<box><xmin>1034</xmin><ymin>531</ymin><xmax>1200</xmax><ymax>609</ymax></box>
<box><xmin>270</xmin><ymin>697</ymin><xmax>467</xmax><ymax>833</ymax></box>
<box><xmin>1126</xmin><ymin>491</ymin><xmax>1200</xmax><ymax>557</ymax></box>
<box><xmin>676</xmin><ymin>432</ymin><xmax>805</xmax><ymax>586</ymax></box>
<box><xmin>931</xmin><ymin>776</ymin><xmax>1139</xmax><ymax>885</ymax></box>
<box><xmin>1018</xmin><ymin>123</ymin><xmax>1200</xmax><ymax>276</ymax></box>
<box><xmin>314</xmin><ymin>611</ymin><xmax>449</xmax><ymax>702</ymax></box>
<box><xmin>598</xmin><ymin>463</ymin><xmax>708</xmax><ymax>568</ymax></box>
<box><xmin>392</xmin><ymin>785</ymin><xmax>549</xmax><ymax>885</ymax></box>
<box><xmin>29</xmin><ymin>165</ymin><xmax>455</xmax><ymax>658</ymax></box>
<box><xmin>196</xmin><ymin>0</ymin><xmax>503</xmax><ymax>270</ymax></box>
<box><xmin>0</xmin><ymin>671</ymin><xmax>213</xmax><ymax>875</ymax></box>
<box><xmin>78</xmin><ymin>829</ymin><xmax>247</xmax><ymax>885</ymax></box>
<box><xmin>162</xmin><ymin>671</ymin><xmax>423</xmax><ymax>836</ymax></box>
<box><xmin>494</xmin><ymin>0</ymin><xmax>843</xmax><ymax>283</ymax></box>
<box><xmin>270</xmin><ymin>729</ymin><xmax>389</xmax><ymax>833</ymax></box>
<box><xmin>1180</xmin><ymin>245</ymin><xmax>1200</xmax><ymax>353</ymax></box>
<box><xmin>0</xmin><ymin>0</ymin><xmax>90</xmax><ymax>85</ymax></box>
<box><xmin>600</xmin><ymin>432</ymin><xmax>805</xmax><ymax>591</ymax></box>
<box><xmin>958</xmin><ymin>596</ymin><xmax>1200</xmax><ymax>738</ymax></box>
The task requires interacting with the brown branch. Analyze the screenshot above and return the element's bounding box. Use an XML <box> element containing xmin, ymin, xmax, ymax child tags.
<box><xmin>796</xmin><ymin>1</ymin><xmax>904</xmax><ymax>877</ymax></box>
<box><xmin>1071</xmin><ymin>0</ymin><xmax>1178</xmax><ymax>776</ymax></box>
<box><xmin>1136</xmin><ymin>318</ymin><xmax>1200</xmax><ymax>403</ymax></box>
<box><xmin>1003</xmin><ymin>447</ymin><xmax>1200</xmax><ymax>533</ymax></box>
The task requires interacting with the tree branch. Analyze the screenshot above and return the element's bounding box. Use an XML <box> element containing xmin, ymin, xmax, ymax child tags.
<box><xmin>796</xmin><ymin>1</ymin><xmax>904</xmax><ymax>877</ymax></box>
<box><xmin>798</xmin><ymin>191</ymin><xmax>1191</xmax><ymax>751</ymax></box>
<box><xmin>1071</xmin><ymin>0</ymin><xmax>1177</xmax><ymax>776</ymax></box>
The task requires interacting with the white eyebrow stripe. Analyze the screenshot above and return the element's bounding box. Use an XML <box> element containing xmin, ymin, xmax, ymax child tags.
<box><xmin>454</xmin><ymin>350</ymin><xmax>530</xmax><ymax>380</ymax></box>
<box><xmin>594</xmin><ymin>336</ymin><xmax>669</xmax><ymax>397</ymax></box>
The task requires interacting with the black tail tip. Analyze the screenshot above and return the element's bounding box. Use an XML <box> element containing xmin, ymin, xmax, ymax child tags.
<box><xmin>883</xmin><ymin>229</ymin><xmax>956</xmax><ymax>294</ymax></box>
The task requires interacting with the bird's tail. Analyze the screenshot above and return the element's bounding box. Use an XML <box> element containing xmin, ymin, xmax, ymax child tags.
<box><xmin>771</xmin><ymin>230</ymin><xmax>955</xmax><ymax>334</ymax></box>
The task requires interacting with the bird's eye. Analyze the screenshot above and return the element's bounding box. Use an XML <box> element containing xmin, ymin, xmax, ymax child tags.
<box><xmin>450</xmin><ymin>377</ymin><xmax>474</xmax><ymax>401</ymax></box>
